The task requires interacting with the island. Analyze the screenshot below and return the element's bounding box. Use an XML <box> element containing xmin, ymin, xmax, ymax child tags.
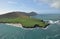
<box><xmin>0</xmin><ymin>11</ymin><xmax>49</xmax><ymax>28</ymax></box>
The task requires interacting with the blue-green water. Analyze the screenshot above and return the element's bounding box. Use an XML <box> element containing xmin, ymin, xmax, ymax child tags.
<box><xmin>0</xmin><ymin>14</ymin><xmax>60</xmax><ymax>39</ymax></box>
<box><xmin>33</xmin><ymin>14</ymin><xmax>60</xmax><ymax>20</ymax></box>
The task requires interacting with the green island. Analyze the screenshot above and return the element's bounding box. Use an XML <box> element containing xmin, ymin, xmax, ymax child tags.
<box><xmin>0</xmin><ymin>11</ymin><xmax>49</xmax><ymax>28</ymax></box>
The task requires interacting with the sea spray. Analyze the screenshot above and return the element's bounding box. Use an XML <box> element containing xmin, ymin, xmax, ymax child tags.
<box><xmin>48</xmin><ymin>20</ymin><xmax>60</xmax><ymax>24</ymax></box>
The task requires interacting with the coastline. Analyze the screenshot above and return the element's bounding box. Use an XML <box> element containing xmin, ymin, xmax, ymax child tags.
<box><xmin>4</xmin><ymin>23</ymin><xmax>49</xmax><ymax>30</ymax></box>
<box><xmin>0</xmin><ymin>23</ymin><xmax>23</xmax><ymax>28</ymax></box>
<box><xmin>0</xmin><ymin>23</ymin><xmax>49</xmax><ymax>29</ymax></box>
<box><xmin>3</xmin><ymin>23</ymin><xmax>38</xmax><ymax>30</ymax></box>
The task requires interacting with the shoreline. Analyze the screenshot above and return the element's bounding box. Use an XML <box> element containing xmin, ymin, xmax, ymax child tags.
<box><xmin>2</xmin><ymin>23</ymin><xmax>38</xmax><ymax>30</ymax></box>
<box><xmin>0</xmin><ymin>23</ymin><xmax>23</xmax><ymax>28</ymax></box>
<box><xmin>5</xmin><ymin>23</ymin><xmax>49</xmax><ymax>30</ymax></box>
<box><xmin>0</xmin><ymin>23</ymin><xmax>49</xmax><ymax>30</ymax></box>
<box><xmin>4</xmin><ymin>23</ymin><xmax>49</xmax><ymax>30</ymax></box>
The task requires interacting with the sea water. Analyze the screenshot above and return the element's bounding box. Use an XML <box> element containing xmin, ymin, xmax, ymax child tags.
<box><xmin>0</xmin><ymin>14</ymin><xmax>60</xmax><ymax>39</ymax></box>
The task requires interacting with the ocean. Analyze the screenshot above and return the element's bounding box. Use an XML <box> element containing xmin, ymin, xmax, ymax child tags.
<box><xmin>0</xmin><ymin>14</ymin><xmax>60</xmax><ymax>39</ymax></box>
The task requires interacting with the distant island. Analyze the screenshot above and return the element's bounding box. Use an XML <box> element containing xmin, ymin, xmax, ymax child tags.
<box><xmin>0</xmin><ymin>11</ymin><xmax>49</xmax><ymax>28</ymax></box>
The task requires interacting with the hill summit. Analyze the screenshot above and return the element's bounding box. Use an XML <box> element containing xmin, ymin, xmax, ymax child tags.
<box><xmin>0</xmin><ymin>11</ymin><xmax>37</xmax><ymax>18</ymax></box>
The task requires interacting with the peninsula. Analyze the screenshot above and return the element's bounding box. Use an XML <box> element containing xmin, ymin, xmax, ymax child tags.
<box><xmin>0</xmin><ymin>11</ymin><xmax>49</xmax><ymax>28</ymax></box>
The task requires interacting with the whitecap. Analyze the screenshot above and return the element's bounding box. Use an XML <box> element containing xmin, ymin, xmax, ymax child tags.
<box><xmin>5</xmin><ymin>23</ymin><xmax>23</xmax><ymax>28</ymax></box>
<box><xmin>48</xmin><ymin>20</ymin><xmax>60</xmax><ymax>24</ymax></box>
<box><xmin>42</xmin><ymin>26</ymin><xmax>49</xmax><ymax>30</ymax></box>
<box><xmin>54</xmin><ymin>34</ymin><xmax>60</xmax><ymax>37</ymax></box>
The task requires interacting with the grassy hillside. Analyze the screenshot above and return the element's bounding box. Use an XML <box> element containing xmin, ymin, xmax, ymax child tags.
<box><xmin>0</xmin><ymin>11</ymin><xmax>49</xmax><ymax>28</ymax></box>
<box><xmin>0</xmin><ymin>17</ymin><xmax>49</xmax><ymax>28</ymax></box>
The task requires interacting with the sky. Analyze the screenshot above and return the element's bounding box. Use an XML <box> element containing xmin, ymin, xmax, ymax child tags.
<box><xmin>0</xmin><ymin>0</ymin><xmax>60</xmax><ymax>15</ymax></box>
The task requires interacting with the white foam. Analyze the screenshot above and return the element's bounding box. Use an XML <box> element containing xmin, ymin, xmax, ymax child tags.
<box><xmin>48</xmin><ymin>20</ymin><xmax>54</xmax><ymax>24</ymax></box>
<box><xmin>5</xmin><ymin>23</ymin><xmax>23</xmax><ymax>28</ymax></box>
<box><xmin>48</xmin><ymin>20</ymin><xmax>60</xmax><ymax>24</ymax></box>
<box><xmin>42</xmin><ymin>26</ymin><xmax>49</xmax><ymax>30</ymax></box>
<box><xmin>5</xmin><ymin>23</ymin><xmax>36</xmax><ymax>30</ymax></box>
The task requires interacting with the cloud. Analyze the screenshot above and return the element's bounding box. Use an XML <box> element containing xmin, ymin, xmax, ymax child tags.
<box><xmin>33</xmin><ymin>0</ymin><xmax>60</xmax><ymax>9</ymax></box>
<box><xmin>0</xmin><ymin>10</ymin><xmax>14</xmax><ymax>15</ymax></box>
<box><xmin>50</xmin><ymin>2</ymin><xmax>60</xmax><ymax>9</ymax></box>
<box><xmin>0</xmin><ymin>10</ymin><xmax>9</xmax><ymax>15</ymax></box>
<box><xmin>7</xmin><ymin>1</ymin><xmax>17</xmax><ymax>4</ymax></box>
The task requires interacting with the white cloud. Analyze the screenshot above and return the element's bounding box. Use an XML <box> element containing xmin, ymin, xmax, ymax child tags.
<box><xmin>0</xmin><ymin>10</ymin><xmax>9</xmax><ymax>15</ymax></box>
<box><xmin>7</xmin><ymin>1</ymin><xmax>17</xmax><ymax>4</ymax></box>
<box><xmin>50</xmin><ymin>2</ymin><xmax>60</xmax><ymax>9</ymax></box>
<box><xmin>0</xmin><ymin>10</ymin><xmax>14</xmax><ymax>15</ymax></box>
<box><xmin>34</xmin><ymin>0</ymin><xmax>60</xmax><ymax>9</ymax></box>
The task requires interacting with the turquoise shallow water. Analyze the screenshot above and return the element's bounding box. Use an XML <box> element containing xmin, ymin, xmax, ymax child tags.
<box><xmin>0</xmin><ymin>14</ymin><xmax>60</xmax><ymax>39</ymax></box>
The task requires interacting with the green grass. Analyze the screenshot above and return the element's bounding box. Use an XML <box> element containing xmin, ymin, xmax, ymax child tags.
<box><xmin>0</xmin><ymin>17</ymin><xmax>49</xmax><ymax>28</ymax></box>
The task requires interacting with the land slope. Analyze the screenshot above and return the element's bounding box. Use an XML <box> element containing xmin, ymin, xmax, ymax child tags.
<box><xmin>0</xmin><ymin>11</ymin><xmax>49</xmax><ymax>28</ymax></box>
<box><xmin>0</xmin><ymin>11</ymin><xmax>37</xmax><ymax>18</ymax></box>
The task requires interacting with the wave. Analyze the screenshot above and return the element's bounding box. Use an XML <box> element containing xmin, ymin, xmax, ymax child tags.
<box><xmin>5</xmin><ymin>23</ymin><xmax>36</xmax><ymax>30</ymax></box>
<box><xmin>42</xmin><ymin>26</ymin><xmax>49</xmax><ymax>30</ymax></box>
<box><xmin>48</xmin><ymin>20</ymin><xmax>60</xmax><ymax>24</ymax></box>
<box><xmin>5</xmin><ymin>23</ymin><xmax>23</xmax><ymax>28</ymax></box>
